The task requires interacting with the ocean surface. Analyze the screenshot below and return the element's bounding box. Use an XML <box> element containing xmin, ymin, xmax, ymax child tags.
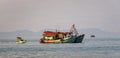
<box><xmin>0</xmin><ymin>38</ymin><xmax>120</xmax><ymax>58</ymax></box>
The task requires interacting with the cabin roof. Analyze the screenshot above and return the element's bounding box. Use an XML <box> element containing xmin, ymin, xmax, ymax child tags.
<box><xmin>43</xmin><ymin>31</ymin><xmax>69</xmax><ymax>37</ymax></box>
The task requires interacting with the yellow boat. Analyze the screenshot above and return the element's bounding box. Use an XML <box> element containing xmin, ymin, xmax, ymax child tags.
<box><xmin>16</xmin><ymin>37</ymin><xmax>27</xmax><ymax>44</ymax></box>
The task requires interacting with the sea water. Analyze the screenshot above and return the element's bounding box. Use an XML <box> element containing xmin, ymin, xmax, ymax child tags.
<box><xmin>0</xmin><ymin>38</ymin><xmax>120</xmax><ymax>58</ymax></box>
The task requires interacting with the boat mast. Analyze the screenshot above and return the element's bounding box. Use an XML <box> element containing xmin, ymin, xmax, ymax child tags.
<box><xmin>55</xmin><ymin>25</ymin><xmax>60</xmax><ymax>32</ymax></box>
<box><xmin>70</xmin><ymin>24</ymin><xmax>79</xmax><ymax>36</ymax></box>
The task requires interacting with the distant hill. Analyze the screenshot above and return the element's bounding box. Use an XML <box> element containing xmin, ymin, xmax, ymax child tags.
<box><xmin>0</xmin><ymin>30</ymin><xmax>38</xmax><ymax>36</ymax></box>
<box><xmin>0</xmin><ymin>30</ymin><xmax>42</xmax><ymax>39</ymax></box>
<box><xmin>78</xmin><ymin>28</ymin><xmax>120</xmax><ymax>38</ymax></box>
<box><xmin>0</xmin><ymin>29</ymin><xmax>120</xmax><ymax>39</ymax></box>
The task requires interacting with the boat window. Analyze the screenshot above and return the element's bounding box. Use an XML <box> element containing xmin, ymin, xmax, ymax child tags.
<box><xmin>44</xmin><ymin>36</ymin><xmax>54</xmax><ymax>40</ymax></box>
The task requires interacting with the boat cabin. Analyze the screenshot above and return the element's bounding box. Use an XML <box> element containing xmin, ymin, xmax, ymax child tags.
<box><xmin>42</xmin><ymin>31</ymin><xmax>71</xmax><ymax>40</ymax></box>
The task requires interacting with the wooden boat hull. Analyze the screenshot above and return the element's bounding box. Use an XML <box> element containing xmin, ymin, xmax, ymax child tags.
<box><xmin>74</xmin><ymin>34</ymin><xmax>85</xmax><ymax>43</ymax></box>
<box><xmin>16</xmin><ymin>40</ymin><xmax>27</xmax><ymax>44</ymax></box>
<box><xmin>40</xmin><ymin>34</ymin><xmax>84</xmax><ymax>44</ymax></box>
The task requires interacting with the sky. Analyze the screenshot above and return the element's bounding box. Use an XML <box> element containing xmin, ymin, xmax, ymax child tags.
<box><xmin>0</xmin><ymin>0</ymin><xmax>120</xmax><ymax>32</ymax></box>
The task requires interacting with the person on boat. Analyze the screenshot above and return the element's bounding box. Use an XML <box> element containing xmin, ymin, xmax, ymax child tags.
<box><xmin>67</xmin><ymin>32</ymin><xmax>72</xmax><ymax>37</ymax></box>
<box><xmin>16</xmin><ymin>37</ymin><xmax>20</xmax><ymax>41</ymax></box>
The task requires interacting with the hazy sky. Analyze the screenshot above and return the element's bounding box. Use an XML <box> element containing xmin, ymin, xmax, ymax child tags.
<box><xmin>0</xmin><ymin>0</ymin><xmax>120</xmax><ymax>32</ymax></box>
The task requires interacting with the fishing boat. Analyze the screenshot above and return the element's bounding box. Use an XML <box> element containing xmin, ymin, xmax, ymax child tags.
<box><xmin>16</xmin><ymin>37</ymin><xmax>27</xmax><ymax>44</ymax></box>
<box><xmin>90</xmin><ymin>35</ymin><xmax>95</xmax><ymax>38</ymax></box>
<box><xmin>40</xmin><ymin>24</ymin><xmax>85</xmax><ymax>44</ymax></box>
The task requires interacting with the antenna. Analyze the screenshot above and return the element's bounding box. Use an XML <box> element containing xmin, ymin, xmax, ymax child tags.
<box><xmin>55</xmin><ymin>25</ymin><xmax>60</xmax><ymax>32</ymax></box>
